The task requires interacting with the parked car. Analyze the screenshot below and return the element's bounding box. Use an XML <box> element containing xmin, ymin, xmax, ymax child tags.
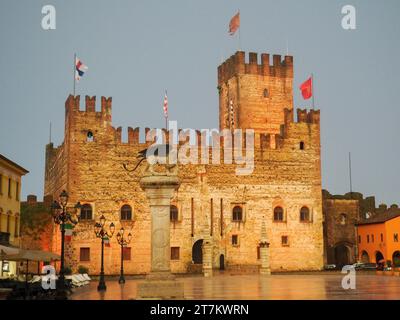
<box><xmin>353</xmin><ymin>263</ymin><xmax>377</xmax><ymax>270</ymax></box>
<box><xmin>324</xmin><ymin>264</ymin><xmax>336</xmax><ymax>270</ymax></box>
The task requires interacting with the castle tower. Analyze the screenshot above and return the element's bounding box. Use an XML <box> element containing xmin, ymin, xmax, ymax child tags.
<box><xmin>217</xmin><ymin>51</ymin><xmax>294</xmax><ymax>134</ymax></box>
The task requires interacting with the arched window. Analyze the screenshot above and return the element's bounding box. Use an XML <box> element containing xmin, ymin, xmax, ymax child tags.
<box><xmin>80</xmin><ymin>204</ymin><xmax>92</xmax><ymax>221</ymax></box>
<box><xmin>340</xmin><ymin>213</ymin><xmax>347</xmax><ymax>225</ymax></box>
<box><xmin>300</xmin><ymin>206</ymin><xmax>310</xmax><ymax>222</ymax></box>
<box><xmin>170</xmin><ymin>205</ymin><xmax>178</xmax><ymax>222</ymax></box>
<box><xmin>263</xmin><ymin>88</ymin><xmax>269</xmax><ymax>98</ymax></box>
<box><xmin>273</xmin><ymin>206</ymin><xmax>284</xmax><ymax>222</ymax></box>
<box><xmin>232</xmin><ymin>206</ymin><xmax>243</xmax><ymax>222</ymax></box>
<box><xmin>86</xmin><ymin>131</ymin><xmax>94</xmax><ymax>142</ymax></box>
<box><xmin>300</xmin><ymin>141</ymin><xmax>305</xmax><ymax>150</ymax></box>
<box><xmin>120</xmin><ymin>205</ymin><xmax>132</xmax><ymax>221</ymax></box>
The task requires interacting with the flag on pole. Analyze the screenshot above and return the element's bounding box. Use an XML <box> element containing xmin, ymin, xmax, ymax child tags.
<box><xmin>64</xmin><ymin>223</ymin><xmax>74</xmax><ymax>242</ymax></box>
<box><xmin>75</xmin><ymin>57</ymin><xmax>88</xmax><ymax>82</ymax></box>
<box><xmin>163</xmin><ymin>92</ymin><xmax>168</xmax><ymax>118</ymax></box>
<box><xmin>300</xmin><ymin>77</ymin><xmax>313</xmax><ymax>100</ymax></box>
<box><xmin>229</xmin><ymin>12</ymin><xmax>240</xmax><ymax>35</ymax></box>
<box><xmin>103</xmin><ymin>236</ymin><xmax>110</xmax><ymax>248</ymax></box>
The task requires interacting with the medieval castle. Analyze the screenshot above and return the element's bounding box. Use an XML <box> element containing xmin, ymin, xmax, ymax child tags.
<box><xmin>43</xmin><ymin>51</ymin><xmax>325</xmax><ymax>274</ymax></box>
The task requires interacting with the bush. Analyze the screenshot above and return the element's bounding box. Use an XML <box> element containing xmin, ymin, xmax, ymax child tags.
<box><xmin>78</xmin><ymin>265</ymin><xmax>89</xmax><ymax>274</ymax></box>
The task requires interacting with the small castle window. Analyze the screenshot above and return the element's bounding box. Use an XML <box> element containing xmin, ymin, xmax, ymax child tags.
<box><xmin>80</xmin><ymin>204</ymin><xmax>93</xmax><ymax>221</ymax></box>
<box><xmin>273</xmin><ymin>206</ymin><xmax>284</xmax><ymax>222</ymax></box>
<box><xmin>232</xmin><ymin>235</ymin><xmax>238</xmax><ymax>246</ymax></box>
<box><xmin>232</xmin><ymin>206</ymin><xmax>243</xmax><ymax>222</ymax></box>
<box><xmin>300</xmin><ymin>206</ymin><xmax>310</xmax><ymax>222</ymax></box>
<box><xmin>171</xmin><ymin>247</ymin><xmax>180</xmax><ymax>260</ymax></box>
<box><xmin>300</xmin><ymin>141</ymin><xmax>305</xmax><ymax>150</ymax></box>
<box><xmin>281</xmin><ymin>236</ymin><xmax>289</xmax><ymax>246</ymax></box>
<box><xmin>381</xmin><ymin>233</ymin><xmax>383</xmax><ymax>242</ymax></box>
<box><xmin>340</xmin><ymin>213</ymin><xmax>347</xmax><ymax>225</ymax></box>
<box><xmin>170</xmin><ymin>205</ymin><xmax>179</xmax><ymax>222</ymax></box>
<box><xmin>120</xmin><ymin>205</ymin><xmax>132</xmax><ymax>221</ymax></box>
<box><xmin>395</xmin><ymin>234</ymin><xmax>399</xmax><ymax>242</ymax></box>
<box><xmin>263</xmin><ymin>88</ymin><xmax>269</xmax><ymax>98</ymax></box>
<box><xmin>87</xmin><ymin>131</ymin><xmax>94</xmax><ymax>142</ymax></box>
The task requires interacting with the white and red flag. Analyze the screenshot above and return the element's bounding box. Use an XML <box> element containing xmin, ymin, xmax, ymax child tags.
<box><xmin>229</xmin><ymin>11</ymin><xmax>240</xmax><ymax>35</ymax></box>
<box><xmin>163</xmin><ymin>91</ymin><xmax>168</xmax><ymax>118</ymax></box>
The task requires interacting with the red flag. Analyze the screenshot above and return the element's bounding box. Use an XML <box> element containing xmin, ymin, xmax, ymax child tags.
<box><xmin>229</xmin><ymin>12</ymin><xmax>240</xmax><ymax>35</ymax></box>
<box><xmin>300</xmin><ymin>77</ymin><xmax>313</xmax><ymax>100</ymax></box>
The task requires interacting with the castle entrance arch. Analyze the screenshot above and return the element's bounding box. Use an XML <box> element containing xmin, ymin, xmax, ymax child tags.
<box><xmin>192</xmin><ymin>239</ymin><xmax>203</xmax><ymax>264</ymax></box>
<box><xmin>334</xmin><ymin>244</ymin><xmax>351</xmax><ymax>267</ymax></box>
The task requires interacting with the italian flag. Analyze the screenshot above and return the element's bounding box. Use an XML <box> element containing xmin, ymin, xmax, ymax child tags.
<box><xmin>64</xmin><ymin>223</ymin><xmax>74</xmax><ymax>242</ymax></box>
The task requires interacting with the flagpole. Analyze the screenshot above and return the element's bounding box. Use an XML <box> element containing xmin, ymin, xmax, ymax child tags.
<box><xmin>349</xmin><ymin>152</ymin><xmax>353</xmax><ymax>199</ymax></box>
<box><xmin>238</xmin><ymin>10</ymin><xmax>241</xmax><ymax>51</ymax></box>
<box><xmin>73</xmin><ymin>53</ymin><xmax>76</xmax><ymax>96</ymax></box>
<box><xmin>311</xmin><ymin>73</ymin><xmax>315</xmax><ymax>110</ymax></box>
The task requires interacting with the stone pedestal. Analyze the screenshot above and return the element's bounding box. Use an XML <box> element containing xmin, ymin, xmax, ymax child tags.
<box><xmin>137</xmin><ymin>173</ymin><xmax>184</xmax><ymax>299</ymax></box>
<box><xmin>202</xmin><ymin>234</ymin><xmax>213</xmax><ymax>277</ymax></box>
<box><xmin>259</xmin><ymin>221</ymin><xmax>271</xmax><ymax>275</ymax></box>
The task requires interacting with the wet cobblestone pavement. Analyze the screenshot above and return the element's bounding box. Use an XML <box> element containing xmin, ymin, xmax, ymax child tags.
<box><xmin>70</xmin><ymin>273</ymin><xmax>400</xmax><ymax>300</ymax></box>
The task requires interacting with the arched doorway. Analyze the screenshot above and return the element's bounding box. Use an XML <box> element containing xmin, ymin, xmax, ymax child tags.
<box><xmin>334</xmin><ymin>244</ymin><xmax>350</xmax><ymax>267</ymax></box>
<box><xmin>219</xmin><ymin>254</ymin><xmax>225</xmax><ymax>270</ymax></box>
<box><xmin>375</xmin><ymin>251</ymin><xmax>384</xmax><ymax>263</ymax></box>
<box><xmin>361</xmin><ymin>251</ymin><xmax>370</xmax><ymax>263</ymax></box>
<box><xmin>392</xmin><ymin>251</ymin><xmax>400</xmax><ymax>267</ymax></box>
<box><xmin>192</xmin><ymin>239</ymin><xmax>203</xmax><ymax>264</ymax></box>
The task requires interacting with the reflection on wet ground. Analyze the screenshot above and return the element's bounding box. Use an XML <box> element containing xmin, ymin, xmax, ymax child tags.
<box><xmin>70</xmin><ymin>272</ymin><xmax>400</xmax><ymax>300</ymax></box>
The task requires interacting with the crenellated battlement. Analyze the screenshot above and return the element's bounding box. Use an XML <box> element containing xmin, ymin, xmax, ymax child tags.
<box><xmin>218</xmin><ymin>51</ymin><xmax>293</xmax><ymax>85</ymax></box>
<box><xmin>65</xmin><ymin>95</ymin><xmax>112</xmax><ymax>120</ymax></box>
<box><xmin>109</xmin><ymin>109</ymin><xmax>319</xmax><ymax>153</ymax></box>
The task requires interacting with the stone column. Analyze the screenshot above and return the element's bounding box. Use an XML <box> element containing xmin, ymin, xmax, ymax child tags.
<box><xmin>259</xmin><ymin>221</ymin><xmax>271</xmax><ymax>275</ymax></box>
<box><xmin>137</xmin><ymin>173</ymin><xmax>184</xmax><ymax>299</ymax></box>
<box><xmin>202</xmin><ymin>234</ymin><xmax>213</xmax><ymax>277</ymax></box>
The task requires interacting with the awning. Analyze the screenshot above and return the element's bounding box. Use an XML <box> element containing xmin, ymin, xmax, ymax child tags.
<box><xmin>0</xmin><ymin>244</ymin><xmax>20</xmax><ymax>259</ymax></box>
<box><xmin>0</xmin><ymin>247</ymin><xmax>60</xmax><ymax>262</ymax></box>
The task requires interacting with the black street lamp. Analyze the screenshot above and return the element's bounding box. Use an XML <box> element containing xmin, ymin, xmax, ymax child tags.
<box><xmin>51</xmin><ymin>190</ymin><xmax>81</xmax><ymax>300</ymax></box>
<box><xmin>116</xmin><ymin>228</ymin><xmax>132</xmax><ymax>284</ymax></box>
<box><xmin>94</xmin><ymin>215</ymin><xmax>115</xmax><ymax>291</ymax></box>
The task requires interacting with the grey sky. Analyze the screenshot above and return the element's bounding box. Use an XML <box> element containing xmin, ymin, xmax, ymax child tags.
<box><xmin>0</xmin><ymin>0</ymin><xmax>399</xmax><ymax>206</ymax></box>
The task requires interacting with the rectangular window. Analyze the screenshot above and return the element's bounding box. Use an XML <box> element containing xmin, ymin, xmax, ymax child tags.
<box><xmin>232</xmin><ymin>235</ymin><xmax>238</xmax><ymax>246</ymax></box>
<box><xmin>257</xmin><ymin>246</ymin><xmax>260</xmax><ymax>260</ymax></box>
<box><xmin>358</xmin><ymin>235</ymin><xmax>361</xmax><ymax>244</ymax></box>
<box><xmin>16</xmin><ymin>182</ymin><xmax>19</xmax><ymax>201</ymax></box>
<box><xmin>6</xmin><ymin>215</ymin><xmax>10</xmax><ymax>233</ymax></box>
<box><xmin>394</xmin><ymin>234</ymin><xmax>399</xmax><ymax>242</ymax></box>
<box><xmin>123</xmin><ymin>247</ymin><xmax>131</xmax><ymax>261</ymax></box>
<box><xmin>367</xmin><ymin>235</ymin><xmax>370</xmax><ymax>243</ymax></box>
<box><xmin>171</xmin><ymin>247</ymin><xmax>180</xmax><ymax>260</ymax></box>
<box><xmin>8</xmin><ymin>178</ymin><xmax>11</xmax><ymax>198</ymax></box>
<box><xmin>372</xmin><ymin>234</ymin><xmax>374</xmax><ymax>243</ymax></box>
<box><xmin>80</xmin><ymin>248</ymin><xmax>90</xmax><ymax>261</ymax></box>
<box><xmin>14</xmin><ymin>217</ymin><xmax>18</xmax><ymax>238</ymax></box>
<box><xmin>381</xmin><ymin>233</ymin><xmax>384</xmax><ymax>242</ymax></box>
<box><xmin>282</xmin><ymin>236</ymin><xmax>289</xmax><ymax>246</ymax></box>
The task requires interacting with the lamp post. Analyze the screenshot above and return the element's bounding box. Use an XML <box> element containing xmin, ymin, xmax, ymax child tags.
<box><xmin>51</xmin><ymin>190</ymin><xmax>81</xmax><ymax>300</ymax></box>
<box><xmin>94</xmin><ymin>215</ymin><xmax>115</xmax><ymax>291</ymax></box>
<box><xmin>116</xmin><ymin>228</ymin><xmax>132</xmax><ymax>284</ymax></box>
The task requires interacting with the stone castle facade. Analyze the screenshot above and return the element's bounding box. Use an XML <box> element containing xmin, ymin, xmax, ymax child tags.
<box><xmin>44</xmin><ymin>51</ymin><xmax>324</xmax><ymax>275</ymax></box>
